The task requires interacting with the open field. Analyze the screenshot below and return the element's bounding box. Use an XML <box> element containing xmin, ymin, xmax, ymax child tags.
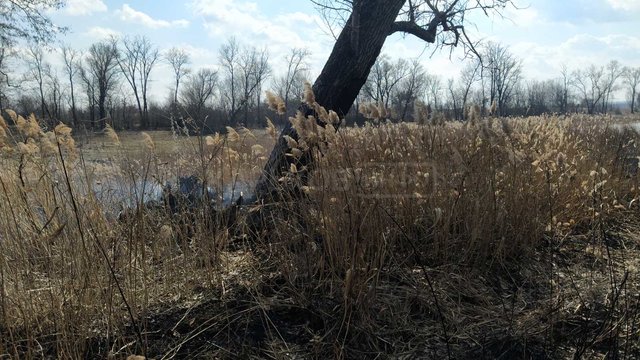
<box><xmin>2</xmin><ymin>111</ymin><xmax>640</xmax><ymax>358</ymax></box>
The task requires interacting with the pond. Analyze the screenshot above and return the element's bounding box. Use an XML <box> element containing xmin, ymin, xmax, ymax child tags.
<box><xmin>90</xmin><ymin>175</ymin><xmax>255</xmax><ymax>218</ymax></box>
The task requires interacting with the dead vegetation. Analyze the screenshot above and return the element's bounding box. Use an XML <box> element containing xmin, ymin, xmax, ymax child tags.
<box><xmin>1</xmin><ymin>104</ymin><xmax>640</xmax><ymax>358</ymax></box>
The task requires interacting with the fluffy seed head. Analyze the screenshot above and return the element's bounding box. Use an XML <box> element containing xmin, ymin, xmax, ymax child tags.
<box><xmin>5</xmin><ymin>109</ymin><xmax>17</xmax><ymax>122</ymax></box>
<box><xmin>0</xmin><ymin>115</ymin><xmax>7</xmax><ymax>130</ymax></box>
<box><xmin>17</xmin><ymin>114</ymin><xmax>42</xmax><ymax>139</ymax></box>
<box><xmin>303</xmin><ymin>82</ymin><xmax>315</xmax><ymax>105</ymax></box>
<box><xmin>283</xmin><ymin>135</ymin><xmax>298</xmax><ymax>149</ymax></box>
<box><xmin>104</xmin><ymin>124</ymin><xmax>120</xmax><ymax>145</ymax></box>
<box><xmin>141</xmin><ymin>132</ymin><xmax>155</xmax><ymax>151</ymax></box>
<box><xmin>266</xmin><ymin>118</ymin><xmax>278</xmax><ymax>140</ymax></box>
<box><xmin>225</xmin><ymin>127</ymin><xmax>240</xmax><ymax>143</ymax></box>
<box><xmin>205</xmin><ymin>133</ymin><xmax>222</xmax><ymax>148</ymax></box>
<box><xmin>265</xmin><ymin>91</ymin><xmax>286</xmax><ymax>115</ymax></box>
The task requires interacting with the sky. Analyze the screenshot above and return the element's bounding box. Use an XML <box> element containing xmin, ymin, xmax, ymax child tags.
<box><xmin>44</xmin><ymin>0</ymin><xmax>640</xmax><ymax>101</ymax></box>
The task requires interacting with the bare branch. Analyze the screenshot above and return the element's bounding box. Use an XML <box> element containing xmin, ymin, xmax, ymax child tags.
<box><xmin>391</xmin><ymin>20</ymin><xmax>437</xmax><ymax>43</ymax></box>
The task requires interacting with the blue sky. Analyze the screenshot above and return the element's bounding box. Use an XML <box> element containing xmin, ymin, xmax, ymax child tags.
<box><xmin>45</xmin><ymin>0</ymin><xmax>640</xmax><ymax>100</ymax></box>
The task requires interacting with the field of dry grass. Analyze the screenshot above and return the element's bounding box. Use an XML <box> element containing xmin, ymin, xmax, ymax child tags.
<box><xmin>1</xmin><ymin>105</ymin><xmax>640</xmax><ymax>358</ymax></box>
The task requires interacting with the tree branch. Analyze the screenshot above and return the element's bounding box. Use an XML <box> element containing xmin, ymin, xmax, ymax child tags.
<box><xmin>390</xmin><ymin>20</ymin><xmax>437</xmax><ymax>43</ymax></box>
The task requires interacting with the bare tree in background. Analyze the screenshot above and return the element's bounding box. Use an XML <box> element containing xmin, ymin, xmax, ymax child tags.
<box><xmin>238</xmin><ymin>46</ymin><xmax>255</xmax><ymax>125</ymax></box>
<box><xmin>548</xmin><ymin>79</ymin><xmax>567</xmax><ymax>114</ymax></box>
<box><xmin>117</xmin><ymin>35</ymin><xmax>159</xmax><ymax>129</ymax></box>
<box><xmin>446</xmin><ymin>78</ymin><xmax>461</xmax><ymax>120</ymax></box>
<box><xmin>572</xmin><ymin>65</ymin><xmax>605</xmax><ymax>115</ymax></box>
<box><xmin>62</xmin><ymin>46</ymin><xmax>80</xmax><ymax>126</ymax></box>
<box><xmin>252</xmin><ymin>48</ymin><xmax>272</xmax><ymax>127</ymax></box>
<box><xmin>525</xmin><ymin>80</ymin><xmax>551</xmax><ymax>115</ymax></box>
<box><xmin>26</xmin><ymin>46</ymin><xmax>50</xmax><ymax>121</ymax></box>
<box><xmin>363</xmin><ymin>56</ymin><xmax>408</xmax><ymax>109</ymax></box>
<box><xmin>181</xmin><ymin>68</ymin><xmax>218</xmax><ymax>123</ymax></box>
<box><xmin>165</xmin><ymin>47</ymin><xmax>191</xmax><ymax>107</ymax></box>
<box><xmin>424</xmin><ymin>72</ymin><xmax>442</xmax><ymax>110</ymax></box>
<box><xmin>257</xmin><ymin>0</ymin><xmax>517</xmax><ymax>199</ymax></box>
<box><xmin>78</xmin><ymin>63</ymin><xmax>97</xmax><ymax>127</ymax></box>
<box><xmin>219</xmin><ymin>37</ymin><xmax>241</xmax><ymax>124</ymax></box>
<box><xmin>84</xmin><ymin>40</ymin><xmax>120</xmax><ymax>129</ymax></box>
<box><xmin>275</xmin><ymin>48</ymin><xmax>311</xmax><ymax>111</ymax></box>
<box><xmin>623</xmin><ymin>66</ymin><xmax>640</xmax><ymax>113</ymax></box>
<box><xmin>396</xmin><ymin>59</ymin><xmax>427</xmax><ymax>121</ymax></box>
<box><xmin>238</xmin><ymin>46</ymin><xmax>270</xmax><ymax>125</ymax></box>
<box><xmin>556</xmin><ymin>64</ymin><xmax>571</xmax><ymax>114</ymax></box>
<box><xmin>0</xmin><ymin>0</ymin><xmax>67</xmax><ymax>46</ymax></box>
<box><xmin>459</xmin><ymin>59</ymin><xmax>481</xmax><ymax>119</ymax></box>
<box><xmin>481</xmin><ymin>42</ymin><xmax>522</xmax><ymax>116</ymax></box>
<box><xmin>46</xmin><ymin>68</ymin><xmax>64</xmax><ymax>120</ymax></box>
<box><xmin>219</xmin><ymin>39</ymin><xmax>271</xmax><ymax>126</ymax></box>
<box><xmin>600</xmin><ymin>60</ymin><xmax>623</xmax><ymax>113</ymax></box>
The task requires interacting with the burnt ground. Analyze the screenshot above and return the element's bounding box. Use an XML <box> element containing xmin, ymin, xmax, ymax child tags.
<box><xmin>82</xmin><ymin>219</ymin><xmax>640</xmax><ymax>359</ymax></box>
<box><xmin>5</xmin><ymin>218</ymin><xmax>640</xmax><ymax>360</ymax></box>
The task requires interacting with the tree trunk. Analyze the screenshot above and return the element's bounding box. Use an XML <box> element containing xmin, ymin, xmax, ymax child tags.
<box><xmin>98</xmin><ymin>92</ymin><xmax>107</xmax><ymax>128</ymax></box>
<box><xmin>69</xmin><ymin>77</ymin><xmax>78</xmax><ymax>128</ymax></box>
<box><xmin>255</xmin><ymin>0</ymin><xmax>405</xmax><ymax>200</ymax></box>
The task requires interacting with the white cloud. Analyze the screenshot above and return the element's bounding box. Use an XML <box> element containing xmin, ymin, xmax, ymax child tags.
<box><xmin>117</xmin><ymin>4</ymin><xmax>190</xmax><ymax>29</ymax></box>
<box><xmin>63</xmin><ymin>0</ymin><xmax>107</xmax><ymax>16</ymax></box>
<box><xmin>190</xmin><ymin>0</ymin><xmax>327</xmax><ymax>59</ymax></box>
<box><xmin>607</xmin><ymin>0</ymin><xmax>640</xmax><ymax>11</ymax></box>
<box><xmin>176</xmin><ymin>44</ymin><xmax>219</xmax><ymax>68</ymax></box>
<box><xmin>85</xmin><ymin>26</ymin><xmax>120</xmax><ymax>40</ymax></box>
<box><xmin>505</xmin><ymin>7</ymin><xmax>540</xmax><ymax>28</ymax></box>
<box><xmin>506</xmin><ymin>33</ymin><xmax>640</xmax><ymax>83</ymax></box>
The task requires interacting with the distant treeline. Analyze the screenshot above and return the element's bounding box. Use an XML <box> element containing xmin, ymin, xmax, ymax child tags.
<box><xmin>0</xmin><ymin>36</ymin><xmax>639</xmax><ymax>133</ymax></box>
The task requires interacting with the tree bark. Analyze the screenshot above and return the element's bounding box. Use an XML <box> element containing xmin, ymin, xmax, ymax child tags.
<box><xmin>255</xmin><ymin>0</ymin><xmax>405</xmax><ymax>200</ymax></box>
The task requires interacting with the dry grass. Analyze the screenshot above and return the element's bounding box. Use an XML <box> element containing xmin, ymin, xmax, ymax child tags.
<box><xmin>1</xmin><ymin>106</ymin><xmax>640</xmax><ymax>358</ymax></box>
<box><xmin>259</xmin><ymin>110</ymin><xmax>640</xmax><ymax>358</ymax></box>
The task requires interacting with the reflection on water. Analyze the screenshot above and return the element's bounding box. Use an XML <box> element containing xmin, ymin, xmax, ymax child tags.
<box><xmin>90</xmin><ymin>176</ymin><xmax>254</xmax><ymax>217</ymax></box>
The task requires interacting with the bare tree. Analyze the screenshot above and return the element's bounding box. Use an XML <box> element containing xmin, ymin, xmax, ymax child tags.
<box><xmin>446</xmin><ymin>78</ymin><xmax>461</xmax><ymax>120</ymax></box>
<box><xmin>556</xmin><ymin>64</ymin><xmax>571</xmax><ymax>114</ymax></box>
<box><xmin>0</xmin><ymin>0</ymin><xmax>67</xmax><ymax>46</ymax></box>
<box><xmin>600</xmin><ymin>60</ymin><xmax>623</xmax><ymax>113</ymax></box>
<box><xmin>481</xmin><ymin>42</ymin><xmax>522</xmax><ymax>116</ymax></box>
<box><xmin>62</xmin><ymin>46</ymin><xmax>80</xmax><ymax>126</ymax></box>
<box><xmin>84</xmin><ymin>40</ymin><xmax>120</xmax><ymax>129</ymax></box>
<box><xmin>46</xmin><ymin>68</ymin><xmax>64</xmax><ymax>121</ymax></box>
<box><xmin>238</xmin><ymin>47</ymin><xmax>256</xmax><ymax>125</ymax></box>
<box><xmin>257</xmin><ymin>0</ymin><xmax>516</xmax><ymax>199</ymax></box>
<box><xmin>525</xmin><ymin>80</ymin><xmax>551</xmax><ymax>115</ymax></box>
<box><xmin>238</xmin><ymin>46</ymin><xmax>270</xmax><ymax>125</ymax></box>
<box><xmin>572</xmin><ymin>65</ymin><xmax>605</xmax><ymax>115</ymax></box>
<box><xmin>219</xmin><ymin>37</ymin><xmax>241</xmax><ymax>124</ymax></box>
<box><xmin>78</xmin><ymin>63</ymin><xmax>97</xmax><ymax>127</ymax></box>
<box><xmin>219</xmin><ymin>39</ymin><xmax>270</xmax><ymax>126</ymax></box>
<box><xmin>459</xmin><ymin>59</ymin><xmax>481</xmax><ymax>119</ymax></box>
<box><xmin>396</xmin><ymin>59</ymin><xmax>427</xmax><ymax>121</ymax></box>
<box><xmin>623</xmin><ymin>66</ymin><xmax>640</xmax><ymax>113</ymax></box>
<box><xmin>165</xmin><ymin>47</ymin><xmax>191</xmax><ymax>107</ymax></box>
<box><xmin>252</xmin><ymin>48</ymin><xmax>272</xmax><ymax>127</ymax></box>
<box><xmin>275</xmin><ymin>48</ymin><xmax>311</xmax><ymax>111</ymax></box>
<box><xmin>363</xmin><ymin>56</ymin><xmax>408</xmax><ymax>109</ymax></box>
<box><xmin>424</xmin><ymin>73</ymin><xmax>442</xmax><ymax>110</ymax></box>
<box><xmin>26</xmin><ymin>46</ymin><xmax>51</xmax><ymax>121</ymax></box>
<box><xmin>181</xmin><ymin>68</ymin><xmax>218</xmax><ymax>124</ymax></box>
<box><xmin>548</xmin><ymin>78</ymin><xmax>571</xmax><ymax>114</ymax></box>
<box><xmin>117</xmin><ymin>35</ymin><xmax>159</xmax><ymax>129</ymax></box>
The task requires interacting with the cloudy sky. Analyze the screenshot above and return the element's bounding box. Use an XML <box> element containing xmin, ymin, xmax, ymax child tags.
<box><xmin>46</xmin><ymin>0</ymin><xmax>640</xmax><ymax>100</ymax></box>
